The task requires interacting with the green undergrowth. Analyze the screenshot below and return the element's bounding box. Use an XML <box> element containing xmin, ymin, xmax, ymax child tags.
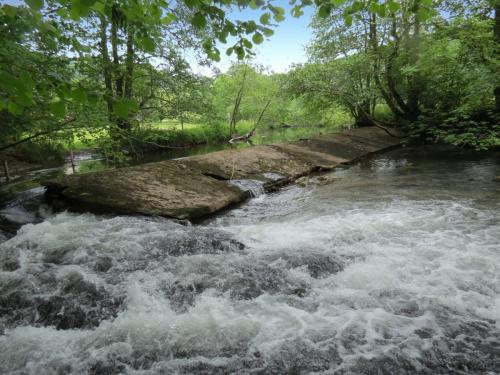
<box><xmin>410</xmin><ymin>109</ymin><xmax>500</xmax><ymax>151</ymax></box>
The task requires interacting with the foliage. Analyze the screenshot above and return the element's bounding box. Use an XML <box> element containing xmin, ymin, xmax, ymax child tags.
<box><xmin>285</xmin><ymin>56</ymin><xmax>376</xmax><ymax>126</ymax></box>
<box><xmin>412</xmin><ymin>109</ymin><xmax>500</xmax><ymax>150</ymax></box>
<box><xmin>1</xmin><ymin>0</ymin><xmax>499</xmax><ymax>163</ymax></box>
<box><xmin>0</xmin><ymin>0</ymin><xmax>284</xmax><ymax>152</ymax></box>
<box><xmin>304</xmin><ymin>0</ymin><xmax>499</xmax><ymax>149</ymax></box>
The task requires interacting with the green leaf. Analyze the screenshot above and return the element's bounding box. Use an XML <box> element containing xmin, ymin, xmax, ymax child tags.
<box><xmin>249</xmin><ymin>0</ymin><xmax>259</xmax><ymax>10</ymax></box>
<box><xmin>343</xmin><ymin>13</ymin><xmax>352</xmax><ymax>26</ymax></box>
<box><xmin>87</xmin><ymin>92</ymin><xmax>100</xmax><ymax>106</ymax></box>
<box><xmin>71</xmin><ymin>87</ymin><xmax>87</xmax><ymax>103</ymax></box>
<box><xmin>242</xmin><ymin>38</ymin><xmax>252</xmax><ymax>48</ymax></box>
<box><xmin>70</xmin><ymin>0</ymin><xmax>96</xmax><ymax>19</ymax></box>
<box><xmin>262</xmin><ymin>27</ymin><xmax>274</xmax><ymax>37</ymax></box>
<box><xmin>0</xmin><ymin>72</ymin><xmax>18</xmax><ymax>91</ymax></box>
<box><xmin>245</xmin><ymin>20</ymin><xmax>257</xmax><ymax>33</ymax></box>
<box><xmin>202</xmin><ymin>39</ymin><xmax>213</xmax><ymax>52</ymax></box>
<box><xmin>25</xmin><ymin>0</ymin><xmax>44</xmax><ymax>11</ymax></box>
<box><xmin>92</xmin><ymin>2</ymin><xmax>105</xmax><ymax>15</ymax></box>
<box><xmin>318</xmin><ymin>5</ymin><xmax>331</xmax><ymax>18</ymax></box>
<box><xmin>351</xmin><ymin>1</ymin><xmax>364</xmax><ymax>12</ymax></box>
<box><xmin>252</xmin><ymin>32</ymin><xmax>264</xmax><ymax>44</ymax></box>
<box><xmin>191</xmin><ymin>12</ymin><xmax>207</xmax><ymax>28</ymax></box>
<box><xmin>15</xmin><ymin>92</ymin><xmax>33</xmax><ymax>106</ymax></box>
<box><xmin>184</xmin><ymin>0</ymin><xmax>200</xmax><ymax>8</ymax></box>
<box><xmin>417</xmin><ymin>8</ymin><xmax>430</xmax><ymax>21</ymax></box>
<box><xmin>3</xmin><ymin>5</ymin><xmax>18</xmax><ymax>18</ymax></box>
<box><xmin>209</xmin><ymin>50</ymin><xmax>221</xmax><ymax>62</ymax></box>
<box><xmin>260</xmin><ymin>12</ymin><xmax>271</xmax><ymax>25</ymax></box>
<box><xmin>7</xmin><ymin>102</ymin><xmax>22</xmax><ymax>116</ymax></box>
<box><xmin>330</xmin><ymin>0</ymin><xmax>346</xmax><ymax>5</ymax></box>
<box><xmin>113</xmin><ymin>98</ymin><xmax>138</xmax><ymax>118</ymax></box>
<box><xmin>376</xmin><ymin>4</ymin><xmax>386</xmax><ymax>17</ymax></box>
<box><xmin>140</xmin><ymin>36</ymin><xmax>155</xmax><ymax>52</ymax></box>
<box><xmin>50</xmin><ymin>100</ymin><xmax>66</xmax><ymax>118</ymax></box>
<box><xmin>19</xmin><ymin>71</ymin><xmax>34</xmax><ymax>90</ymax></box>
<box><xmin>291</xmin><ymin>5</ymin><xmax>304</xmax><ymax>17</ymax></box>
<box><xmin>234</xmin><ymin>46</ymin><xmax>245</xmax><ymax>59</ymax></box>
<box><xmin>387</xmin><ymin>0</ymin><xmax>400</xmax><ymax>13</ymax></box>
<box><xmin>161</xmin><ymin>13</ymin><xmax>177</xmax><ymax>25</ymax></box>
<box><xmin>271</xmin><ymin>6</ymin><xmax>285</xmax><ymax>22</ymax></box>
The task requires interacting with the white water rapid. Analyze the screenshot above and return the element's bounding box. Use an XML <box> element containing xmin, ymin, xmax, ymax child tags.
<box><xmin>0</xmin><ymin>145</ymin><xmax>499</xmax><ymax>374</ymax></box>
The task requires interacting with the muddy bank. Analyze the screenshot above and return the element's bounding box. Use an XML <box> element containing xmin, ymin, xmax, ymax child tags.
<box><xmin>43</xmin><ymin>127</ymin><xmax>404</xmax><ymax>219</ymax></box>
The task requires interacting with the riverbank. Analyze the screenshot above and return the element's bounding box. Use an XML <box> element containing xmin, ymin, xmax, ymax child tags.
<box><xmin>43</xmin><ymin>127</ymin><xmax>404</xmax><ymax>220</ymax></box>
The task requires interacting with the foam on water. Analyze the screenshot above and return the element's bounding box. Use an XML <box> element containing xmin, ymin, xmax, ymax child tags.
<box><xmin>0</xmin><ymin>146</ymin><xmax>499</xmax><ymax>374</ymax></box>
<box><xmin>229</xmin><ymin>179</ymin><xmax>266</xmax><ymax>197</ymax></box>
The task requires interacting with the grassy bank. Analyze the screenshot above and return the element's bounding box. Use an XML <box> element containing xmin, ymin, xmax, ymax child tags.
<box><xmin>8</xmin><ymin>119</ymin><xmax>351</xmax><ymax>166</ymax></box>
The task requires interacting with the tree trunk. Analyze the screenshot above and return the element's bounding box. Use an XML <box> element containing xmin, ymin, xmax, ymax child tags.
<box><xmin>124</xmin><ymin>23</ymin><xmax>134</xmax><ymax>100</ymax></box>
<box><xmin>2</xmin><ymin>160</ymin><xmax>11</xmax><ymax>183</ymax></box>
<box><xmin>406</xmin><ymin>2</ymin><xmax>422</xmax><ymax>120</ymax></box>
<box><xmin>110</xmin><ymin>6</ymin><xmax>123</xmax><ymax>98</ymax></box>
<box><xmin>495</xmin><ymin>0</ymin><xmax>500</xmax><ymax>113</ymax></box>
<box><xmin>370</xmin><ymin>12</ymin><xmax>420</xmax><ymax>122</ymax></box>
<box><xmin>229</xmin><ymin>69</ymin><xmax>247</xmax><ymax>138</ymax></box>
<box><xmin>369</xmin><ymin>14</ymin><xmax>407</xmax><ymax>119</ymax></box>
<box><xmin>99</xmin><ymin>16</ymin><xmax>114</xmax><ymax>115</ymax></box>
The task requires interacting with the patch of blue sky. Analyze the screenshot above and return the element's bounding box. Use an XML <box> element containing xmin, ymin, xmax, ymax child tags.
<box><xmin>190</xmin><ymin>0</ymin><xmax>315</xmax><ymax>75</ymax></box>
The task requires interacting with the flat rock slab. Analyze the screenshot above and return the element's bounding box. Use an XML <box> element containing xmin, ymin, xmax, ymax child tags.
<box><xmin>43</xmin><ymin>127</ymin><xmax>403</xmax><ymax>220</ymax></box>
<box><xmin>44</xmin><ymin>161</ymin><xmax>247</xmax><ymax>219</ymax></box>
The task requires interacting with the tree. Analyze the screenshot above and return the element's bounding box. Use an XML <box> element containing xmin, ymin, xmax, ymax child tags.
<box><xmin>0</xmin><ymin>0</ymin><xmax>283</xmax><ymax>149</ymax></box>
<box><xmin>286</xmin><ymin>58</ymin><xmax>377</xmax><ymax>127</ymax></box>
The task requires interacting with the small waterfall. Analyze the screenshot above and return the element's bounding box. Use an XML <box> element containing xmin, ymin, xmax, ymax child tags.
<box><xmin>228</xmin><ymin>179</ymin><xmax>266</xmax><ymax>197</ymax></box>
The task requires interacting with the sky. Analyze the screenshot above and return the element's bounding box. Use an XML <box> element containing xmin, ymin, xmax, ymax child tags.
<box><xmin>208</xmin><ymin>1</ymin><xmax>315</xmax><ymax>74</ymax></box>
<box><xmin>168</xmin><ymin>0</ymin><xmax>316</xmax><ymax>75</ymax></box>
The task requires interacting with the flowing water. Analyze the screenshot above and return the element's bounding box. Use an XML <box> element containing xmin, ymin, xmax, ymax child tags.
<box><xmin>0</xmin><ymin>145</ymin><xmax>499</xmax><ymax>374</ymax></box>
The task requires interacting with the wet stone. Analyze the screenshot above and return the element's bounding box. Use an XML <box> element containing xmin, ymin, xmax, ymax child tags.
<box><xmin>94</xmin><ymin>256</ymin><xmax>113</xmax><ymax>272</ymax></box>
<box><xmin>34</xmin><ymin>294</ymin><xmax>121</xmax><ymax>330</ymax></box>
<box><xmin>284</xmin><ymin>253</ymin><xmax>344</xmax><ymax>278</ymax></box>
<box><xmin>89</xmin><ymin>360</ymin><xmax>126</xmax><ymax>375</ymax></box>
<box><xmin>142</xmin><ymin>229</ymin><xmax>245</xmax><ymax>257</ymax></box>
<box><xmin>163</xmin><ymin>281</ymin><xmax>206</xmax><ymax>312</ymax></box>
<box><xmin>222</xmin><ymin>264</ymin><xmax>298</xmax><ymax>300</ymax></box>
<box><xmin>60</xmin><ymin>272</ymin><xmax>101</xmax><ymax>296</ymax></box>
<box><xmin>341</xmin><ymin>354</ymin><xmax>420</xmax><ymax>375</ymax></box>
<box><xmin>0</xmin><ymin>290</ymin><xmax>32</xmax><ymax>315</ymax></box>
<box><xmin>0</xmin><ymin>248</ymin><xmax>21</xmax><ymax>271</ymax></box>
<box><xmin>2</xmin><ymin>259</ymin><xmax>20</xmax><ymax>272</ymax></box>
<box><xmin>395</xmin><ymin>300</ymin><xmax>422</xmax><ymax>317</ymax></box>
<box><xmin>263</xmin><ymin>338</ymin><xmax>341</xmax><ymax>374</ymax></box>
<box><xmin>42</xmin><ymin>246</ymin><xmax>74</xmax><ymax>264</ymax></box>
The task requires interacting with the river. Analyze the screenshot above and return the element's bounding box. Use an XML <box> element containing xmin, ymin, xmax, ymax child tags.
<box><xmin>0</xmin><ymin>145</ymin><xmax>499</xmax><ymax>374</ymax></box>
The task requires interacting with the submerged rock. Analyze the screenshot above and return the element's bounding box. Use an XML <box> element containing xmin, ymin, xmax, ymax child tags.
<box><xmin>94</xmin><ymin>256</ymin><xmax>113</xmax><ymax>272</ymax></box>
<box><xmin>296</xmin><ymin>174</ymin><xmax>341</xmax><ymax>187</ymax></box>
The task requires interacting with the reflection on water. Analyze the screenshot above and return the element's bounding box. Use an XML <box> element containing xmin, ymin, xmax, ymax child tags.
<box><xmin>0</xmin><ymin>145</ymin><xmax>499</xmax><ymax>374</ymax></box>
